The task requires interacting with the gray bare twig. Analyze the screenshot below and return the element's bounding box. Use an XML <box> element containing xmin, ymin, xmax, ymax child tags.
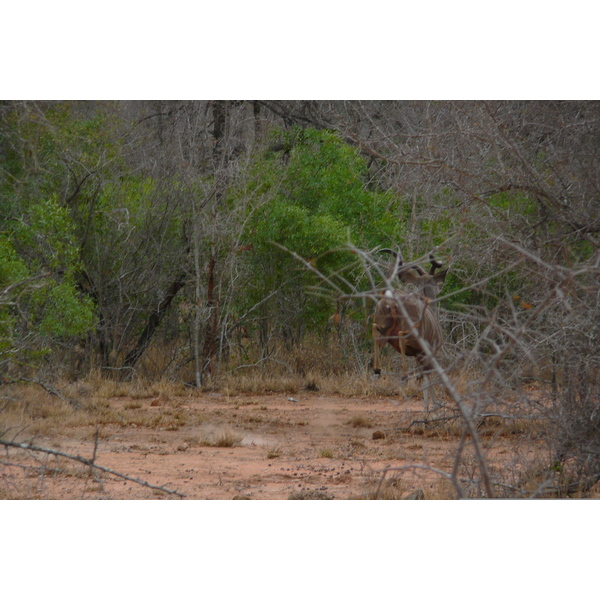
<box><xmin>0</xmin><ymin>439</ymin><xmax>185</xmax><ymax>498</ymax></box>
<box><xmin>374</xmin><ymin>464</ymin><xmax>463</xmax><ymax>499</ymax></box>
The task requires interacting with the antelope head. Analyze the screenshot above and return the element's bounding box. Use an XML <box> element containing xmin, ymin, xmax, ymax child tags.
<box><xmin>380</xmin><ymin>249</ymin><xmax>448</xmax><ymax>301</ymax></box>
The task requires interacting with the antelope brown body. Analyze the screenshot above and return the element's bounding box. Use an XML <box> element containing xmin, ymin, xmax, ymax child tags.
<box><xmin>372</xmin><ymin>251</ymin><xmax>448</xmax><ymax>389</ymax></box>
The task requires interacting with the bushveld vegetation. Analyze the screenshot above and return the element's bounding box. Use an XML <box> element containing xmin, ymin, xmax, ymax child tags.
<box><xmin>1</xmin><ymin>100</ymin><xmax>599</xmax><ymax>498</ymax></box>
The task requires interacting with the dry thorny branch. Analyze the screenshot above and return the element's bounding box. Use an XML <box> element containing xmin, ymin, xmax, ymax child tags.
<box><xmin>0</xmin><ymin>436</ymin><xmax>185</xmax><ymax>498</ymax></box>
<box><xmin>279</xmin><ymin>241</ymin><xmax>493</xmax><ymax>497</ymax></box>
<box><xmin>281</xmin><ymin>235</ymin><xmax>600</xmax><ymax>498</ymax></box>
<box><xmin>1</xmin><ymin>379</ymin><xmax>184</xmax><ymax>498</ymax></box>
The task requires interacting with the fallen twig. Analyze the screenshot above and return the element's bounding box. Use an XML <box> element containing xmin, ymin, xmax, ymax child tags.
<box><xmin>0</xmin><ymin>439</ymin><xmax>185</xmax><ymax>498</ymax></box>
<box><xmin>374</xmin><ymin>463</ymin><xmax>464</xmax><ymax>499</ymax></box>
<box><xmin>393</xmin><ymin>412</ymin><xmax>461</xmax><ymax>432</ymax></box>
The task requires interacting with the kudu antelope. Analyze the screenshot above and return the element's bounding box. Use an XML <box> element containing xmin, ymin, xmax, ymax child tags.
<box><xmin>372</xmin><ymin>250</ymin><xmax>448</xmax><ymax>408</ymax></box>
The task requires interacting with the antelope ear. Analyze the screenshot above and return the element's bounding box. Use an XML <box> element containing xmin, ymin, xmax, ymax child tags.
<box><xmin>434</xmin><ymin>268</ymin><xmax>448</xmax><ymax>283</ymax></box>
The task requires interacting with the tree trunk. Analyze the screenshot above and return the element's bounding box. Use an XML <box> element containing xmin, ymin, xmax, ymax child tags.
<box><xmin>120</xmin><ymin>271</ymin><xmax>187</xmax><ymax>375</ymax></box>
<box><xmin>200</xmin><ymin>255</ymin><xmax>218</xmax><ymax>382</ymax></box>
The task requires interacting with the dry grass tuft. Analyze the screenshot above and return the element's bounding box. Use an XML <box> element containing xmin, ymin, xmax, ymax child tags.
<box><xmin>288</xmin><ymin>490</ymin><xmax>333</xmax><ymax>500</ymax></box>
<box><xmin>221</xmin><ymin>373</ymin><xmax>303</xmax><ymax>395</ymax></box>
<box><xmin>0</xmin><ymin>384</ymin><xmax>78</xmax><ymax>436</ymax></box>
<box><xmin>144</xmin><ymin>410</ymin><xmax>188</xmax><ymax>431</ymax></box>
<box><xmin>0</xmin><ymin>376</ymin><xmax>201</xmax><ymax>438</ymax></box>
<box><xmin>347</xmin><ymin>415</ymin><xmax>372</xmax><ymax>428</ymax></box>
<box><xmin>266</xmin><ymin>447</ymin><xmax>282</xmax><ymax>459</ymax></box>
<box><xmin>477</xmin><ymin>414</ymin><xmax>545</xmax><ymax>439</ymax></box>
<box><xmin>426</xmin><ymin>477</ymin><xmax>460</xmax><ymax>499</ymax></box>
<box><xmin>199</xmin><ymin>429</ymin><xmax>243</xmax><ymax>448</ymax></box>
<box><xmin>353</xmin><ymin>473</ymin><xmax>407</xmax><ymax>500</ymax></box>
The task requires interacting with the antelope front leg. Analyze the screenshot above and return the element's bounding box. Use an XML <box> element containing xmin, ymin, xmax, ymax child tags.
<box><xmin>399</xmin><ymin>334</ymin><xmax>408</xmax><ymax>382</ymax></box>
<box><xmin>372</xmin><ymin>323</ymin><xmax>382</xmax><ymax>376</ymax></box>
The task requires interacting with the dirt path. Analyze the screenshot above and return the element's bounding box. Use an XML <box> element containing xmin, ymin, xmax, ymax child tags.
<box><xmin>2</xmin><ymin>391</ymin><xmax>515</xmax><ymax>499</ymax></box>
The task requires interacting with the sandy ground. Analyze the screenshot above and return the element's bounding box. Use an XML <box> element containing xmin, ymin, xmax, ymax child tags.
<box><xmin>2</xmin><ymin>389</ymin><xmax>531</xmax><ymax>500</ymax></box>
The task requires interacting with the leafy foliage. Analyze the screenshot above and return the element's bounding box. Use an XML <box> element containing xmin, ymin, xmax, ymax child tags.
<box><xmin>235</xmin><ymin>128</ymin><xmax>402</xmax><ymax>336</ymax></box>
<box><xmin>0</xmin><ymin>104</ymin><xmax>113</xmax><ymax>369</ymax></box>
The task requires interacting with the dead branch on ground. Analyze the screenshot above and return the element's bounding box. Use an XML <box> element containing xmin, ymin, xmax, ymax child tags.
<box><xmin>0</xmin><ymin>438</ymin><xmax>185</xmax><ymax>498</ymax></box>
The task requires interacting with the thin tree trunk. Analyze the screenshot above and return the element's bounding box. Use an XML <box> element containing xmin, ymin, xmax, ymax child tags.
<box><xmin>192</xmin><ymin>211</ymin><xmax>203</xmax><ymax>387</ymax></box>
<box><xmin>120</xmin><ymin>271</ymin><xmax>187</xmax><ymax>374</ymax></box>
<box><xmin>200</xmin><ymin>255</ymin><xmax>218</xmax><ymax>382</ymax></box>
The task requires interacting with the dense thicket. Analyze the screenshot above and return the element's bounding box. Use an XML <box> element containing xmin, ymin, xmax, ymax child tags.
<box><xmin>1</xmin><ymin>101</ymin><xmax>597</xmax><ymax>373</ymax></box>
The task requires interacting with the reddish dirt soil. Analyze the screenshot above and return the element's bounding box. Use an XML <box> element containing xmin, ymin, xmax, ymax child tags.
<box><xmin>2</xmin><ymin>390</ymin><xmax>532</xmax><ymax>500</ymax></box>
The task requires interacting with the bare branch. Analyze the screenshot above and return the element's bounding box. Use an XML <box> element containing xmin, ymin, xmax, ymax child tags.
<box><xmin>375</xmin><ymin>463</ymin><xmax>462</xmax><ymax>499</ymax></box>
<box><xmin>0</xmin><ymin>439</ymin><xmax>185</xmax><ymax>498</ymax></box>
